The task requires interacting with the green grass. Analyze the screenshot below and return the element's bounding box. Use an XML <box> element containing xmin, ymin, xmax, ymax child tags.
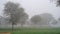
<box><xmin>0</xmin><ymin>28</ymin><xmax>60</xmax><ymax>34</ymax></box>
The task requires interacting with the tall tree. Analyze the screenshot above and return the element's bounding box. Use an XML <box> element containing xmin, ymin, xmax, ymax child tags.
<box><xmin>51</xmin><ymin>0</ymin><xmax>60</xmax><ymax>7</ymax></box>
<box><xmin>56</xmin><ymin>0</ymin><xmax>60</xmax><ymax>6</ymax></box>
<box><xmin>3</xmin><ymin>1</ymin><xmax>28</xmax><ymax>31</ymax></box>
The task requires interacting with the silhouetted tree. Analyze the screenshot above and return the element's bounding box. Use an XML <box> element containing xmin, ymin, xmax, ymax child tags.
<box><xmin>3</xmin><ymin>1</ymin><xmax>28</xmax><ymax>31</ymax></box>
<box><xmin>51</xmin><ymin>0</ymin><xmax>60</xmax><ymax>7</ymax></box>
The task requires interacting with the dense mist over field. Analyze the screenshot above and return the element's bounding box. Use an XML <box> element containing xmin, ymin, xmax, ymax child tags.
<box><xmin>0</xmin><ymin>0</ymin><xmax>60</xmax><ymax>28</ymax></box>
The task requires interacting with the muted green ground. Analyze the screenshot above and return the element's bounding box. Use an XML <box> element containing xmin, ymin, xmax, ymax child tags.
<box><xmin>0</xmin><ymin>28</ymin><xmax>60</xmax><ymax>34</ymax></box>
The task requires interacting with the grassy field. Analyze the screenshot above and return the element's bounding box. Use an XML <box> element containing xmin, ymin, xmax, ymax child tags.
<box><xmin>0</xmin><ymin>28</ymin><xmax>60</xmax><ymax>34</ymax></box>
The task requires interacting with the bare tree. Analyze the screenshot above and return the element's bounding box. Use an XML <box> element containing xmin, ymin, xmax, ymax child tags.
<box><xmin>3</xmin><ymin>1</ymin><xmax>28</xmax><ymax>31</ymax></box>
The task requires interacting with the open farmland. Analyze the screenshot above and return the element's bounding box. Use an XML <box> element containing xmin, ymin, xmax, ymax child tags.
<box><xmin>0</xmin><ymin>28</ymin><xmax>60</xmax><ymax>34</ymax></box>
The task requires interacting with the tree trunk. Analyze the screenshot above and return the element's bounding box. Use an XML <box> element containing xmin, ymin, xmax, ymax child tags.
<box><xmin>12</xmin><ymin>23</ymin><xmax>14</xmax><ymax>32</ymax></box>
<box><xmin>21</xmin><ymin>24</ymin><xmax>23</xmax><ymax>31</ymax></box>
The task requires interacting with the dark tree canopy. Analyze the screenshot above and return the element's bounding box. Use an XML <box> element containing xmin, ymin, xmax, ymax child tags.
<box><xmin>56</xmin><ymin>0</ymin><xmax>60</xmax><ymax>6</ymax></box>
<box><xmin>51</xmin><ymin>0</ymin><xmax>60</xmax><ymax>7</ymax></box>
<box><xmin>3</xmin><ymin>1</ymin><xmax>28</xmax><ymax>25</ymax></box>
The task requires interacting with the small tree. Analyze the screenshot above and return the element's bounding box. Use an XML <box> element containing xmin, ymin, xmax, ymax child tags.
<box><xmin>19</xmin><ymin>13</ymin><xmax>28</xmax><ymax>27</ymax></box>
<box><xmin>30</xmin><ymin>15</ymin><xmax>41</xmax><ymax>24</ymax></box>
<box><xmin>3</xmin><ymin>1</ymin><xmax>28</xmax><ymax>31</ymax></box>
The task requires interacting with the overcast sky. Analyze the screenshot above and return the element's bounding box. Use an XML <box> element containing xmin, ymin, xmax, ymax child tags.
<box><xmin>0</xmin><ymin>0</ymin><xmax>60</xmax><ymax>19</ymax></box>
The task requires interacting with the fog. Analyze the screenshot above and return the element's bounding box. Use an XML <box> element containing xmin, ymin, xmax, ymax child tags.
<box><xmin>0</xmin><ymin>0</ymin><xmax>60</xmax><ymax>19</ymax></box>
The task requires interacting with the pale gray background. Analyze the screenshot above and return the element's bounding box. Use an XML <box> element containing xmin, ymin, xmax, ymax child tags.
<box><xmin>0</xmin><ymin>0</ymin><xmax>60</xmax><ymax>19</ymax></box>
